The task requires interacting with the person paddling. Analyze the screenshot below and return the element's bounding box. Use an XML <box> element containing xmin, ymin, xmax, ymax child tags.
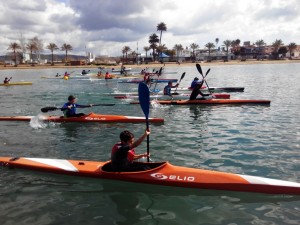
<box><xmin>61</xmin><ymin>95</ymin><xmax>93</xmax><ymax>118</ymax></box>
<box><xmin>189</xmin><ymin>77</ymin><xmax>200</xmax><ymax>89</ymax></box>
<box><xmin>189</xmin><ymin>79</ymin><xmax>212</xmax><ymax>100</ymax></box>
<box><xmin>3</xmin><ymin>77</ymin><xmax>12</xmax><ymax>84</ymax></box>
<box><xmin>111</xmin><ymin>130</ymin><xmax>150</xmax><ymax>172</ymax></box>
<box><xmin>163</xmin><ymin>81</ymin><xmax>179</xmax><ymax>97</ymax></box>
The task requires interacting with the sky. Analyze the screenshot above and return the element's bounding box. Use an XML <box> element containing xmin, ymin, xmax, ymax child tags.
<box><xmin>1</xmin><ymin>0</ymin><xmax>299</xmax><ymax>56</ymax></box>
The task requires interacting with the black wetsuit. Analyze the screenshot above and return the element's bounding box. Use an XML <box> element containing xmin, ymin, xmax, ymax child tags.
<box><xmin>189</xmin><ymin>80</ymin><xmax>210</xmax><ymax>100</ymax></box>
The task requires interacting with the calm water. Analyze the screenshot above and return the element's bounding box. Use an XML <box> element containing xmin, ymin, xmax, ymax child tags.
<box><xmin>0</xmin><ymin>63</ymin><xmax>300</xmax><ymax>225</ymax></box>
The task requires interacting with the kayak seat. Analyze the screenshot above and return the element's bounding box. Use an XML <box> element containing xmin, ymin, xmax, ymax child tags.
<box><xmin>102</xmin><ymin>162</ymin><xmax>113</xmax><ymax>172</ymax></box>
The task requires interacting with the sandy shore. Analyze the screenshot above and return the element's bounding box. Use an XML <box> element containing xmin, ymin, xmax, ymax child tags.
<box><xmin>1</xmin><ymin>59</ymin><xmax>300</xmax><ymax>70</ymax></box>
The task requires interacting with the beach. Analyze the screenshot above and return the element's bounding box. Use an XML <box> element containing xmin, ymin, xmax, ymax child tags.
<box><xmin>1</xmin><ymin>59</ymin><xmax>300</xmax><ymax>71</ymax></box>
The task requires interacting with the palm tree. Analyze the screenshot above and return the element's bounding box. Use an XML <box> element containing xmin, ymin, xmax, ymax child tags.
<box><xmin>149</xmin><ymin>33</ymin><xmax>159</xmax><ymax>60</ymax></box>
<box><xmin>272</xmin><ymin>39</ymin><xmax>283</xmax><ymax>59</ymax></box>
<box><xmin>26</xmin><ymin>42</ymin><xmax>38</xmax><ymax>65</ymax></box>
<box><xmin>7</xmin><ymin>42</ymin><xmax>21</xmax><ymax>66</ymax></box>
<box><xmin>143</xmin><ymin>46</ymin><xmax>151</xmax><ymax>58</ymax></box>
<box><xmin>255</xmin><ymin>39</ymin><xmax>266</xmax><ymax>59</ymax></box>
<box><xmin>46</xmin><ymin>43</ymin><xmax>59</xmax><ymax>65</ymax></box>
<box><xmin>215</xmin><ymin>38</ymin><xmax>219</xmax><ymax>50</ymax></box>
<box><xmin>122</xmin><ymin>46</ymin><xmax>131</xmax><ymax>63</ymax></box>
<box><xmin>157</xmin><ymin>22</ymin><xmax>167</xmax><ymax>45</ymax></box>
<box><xmin>190</xmin><ymin>43</ymin><xmax>199</xmax><ymax>61</ymax></box>
<box><xmin>205</xmin><ymin>42</ymin><xmax>215</xmax><ymax>61</ymax></box>
<box><xmin>61</xmin><ymin>43</ymin><xmax>73</xmax><ymax>63</ymax></box>
<box><xmin>287</xmin><ymin>42</ymin><xmax>297</xmax><ymax>59</ymax></box>
<box><xmin>223</xmin><ymin>40</ymin><xmax>231</xmax><ymax>60</ymax></box>
<box><xmin>231</xmin><ymin>39</ymin><xmax>241</xmax><ymax>58</ymax></box>
<box><xmin>173</xmin><ymin>44</ymin><xmax>184</xmax><ymax>62</ymax></box>
<box><xmin>157</xmin><ymin>44</ymin><xmax>168</xmax><ymax>61</ymax></box>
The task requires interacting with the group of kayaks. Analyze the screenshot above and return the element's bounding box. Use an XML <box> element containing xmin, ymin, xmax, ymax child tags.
<box><xmin>1</xmin><ymin>66</ymin><xmax>298</xmax><ymax>196</ymax></box>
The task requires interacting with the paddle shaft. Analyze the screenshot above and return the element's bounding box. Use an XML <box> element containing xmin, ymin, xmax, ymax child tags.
<box><xmin>174</xmin><ymin>72</ymin><xmax>186</xmax><ymax>93</ymax></box>
<box><xmin>41</xmin><ymin>103</ymin><xmax>115</xmax><ymax>113</ymax></box>
<box><xmin>138</xmin><ymin>82</ymin><xmax>151</xmax><ymax>162</ymax></box>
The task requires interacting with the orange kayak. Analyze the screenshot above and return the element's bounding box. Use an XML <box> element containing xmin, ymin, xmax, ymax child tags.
<box><xmin>0</xmin><ymin>112</ymin><xmax>164</xmax><ymax>124</ymax></box>
<box><xmin>131</xmin><ymin>99</ymin><xmax>271</xmax><ymax>105</ymax></box>
<box><xmin>0</xmin><ymin>157</ymin><xmax>299</xmax><ymax>195</ymax></box>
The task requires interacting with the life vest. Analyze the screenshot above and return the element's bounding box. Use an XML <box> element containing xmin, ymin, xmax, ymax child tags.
<box><xmin>111</xmin><ymin>142</ymin><xmax>135</xmax><ymax>162</ymax></box>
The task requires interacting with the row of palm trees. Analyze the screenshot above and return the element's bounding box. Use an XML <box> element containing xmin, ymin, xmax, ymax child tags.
<box><xmin>7</xmin><ymin>36</ymin><xmax>73</xmax><ymax>66</ymax></box>
<box><xmin>121</xmin><ymin>22</ymin><xmax>298</xmax><ymax>62</ymax></box>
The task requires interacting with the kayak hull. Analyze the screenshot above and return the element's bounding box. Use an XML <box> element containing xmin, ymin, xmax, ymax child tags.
<box><xmin>0</xmin><ymin>112</ymin><xmax>164</xmax><ymax>124</ymax></box>
<box><xmin>114</xmin><ymin>93</ymin><xmax>230</xmax><ymax>100</ymax></box>
<box><xmin>0</xmin><ymin>157</ymin><xmax>299</xmax><ymax>195</ymax></box>
<box><xmin>119</xmin><ymin>79</ymin><xmax>178</xmax><ymax>83</ymax></box>
<box><xmin>0</xmin><ymin>82</ymin><xmax>32</xmax><ymax>86</ymax></box>
<box><xmin>130</xmin><ymin>99</ymin><xmax>271</xmax><ymax>105</ymax></box>
<box><xmin>172</xmin><ymin>87</ymin><xmax>245</xmax><ymax>93</ymax></box>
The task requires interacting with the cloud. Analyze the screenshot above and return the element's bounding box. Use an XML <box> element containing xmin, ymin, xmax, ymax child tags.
<box><xmin>0</xmin><ymin>0</ymin><xmax>300</xmax><ymax>56</ymax></box>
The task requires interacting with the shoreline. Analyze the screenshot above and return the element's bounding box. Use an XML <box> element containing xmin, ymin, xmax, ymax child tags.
<box><xmin>1</xmin><ymin>59</ymin><xmax>300</xmax><ymax>70</ymax></box>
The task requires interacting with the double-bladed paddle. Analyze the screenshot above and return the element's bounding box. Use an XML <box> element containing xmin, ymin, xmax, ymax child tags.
<box><xmin>173</xmin><ymin>72</ymin><xmax>186</xmax><ymax>94</ymax></box>
<box><xmin>138</xmin><ymin>82</ymin><xmax>150</xmax><ymax>162</ymax></box>
<box><xmin>196</xmin><ymin>63</ymin><xmax>212</xmax><ymax>95</ymax></box>
<box><xmin>41</xmin><ymin>103</ymin><xmax>115</xmax><ymax>113</ymax></box>
<box><xmin>152</xmin><ymin>67</ymin><xmax>163</xmax><ymax>91</ymax></box>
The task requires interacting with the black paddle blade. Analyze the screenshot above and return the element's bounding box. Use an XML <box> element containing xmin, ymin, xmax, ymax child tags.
<box><xmin>41</xmin><ymin>107</ymin><xmax>59</xmax><ymax>113</ymax></box>
<box><xmin>180</xmin><ymin>72</ymin><xmax>186</xmax><ymax>80</ymax></box>
<box><xmin>205</xmin><ymin>68</ymin><xmax>211</xmax><ymax>77</ymax></box>
<box><xmin>196</xmin><ymin>64</ymin><xmax>203</xmax><ymax>75</ymax></box>
<box><xmin>158</xmin><ymin>67</ymin><xmax>163</xmax><ymax>75</ymax></box>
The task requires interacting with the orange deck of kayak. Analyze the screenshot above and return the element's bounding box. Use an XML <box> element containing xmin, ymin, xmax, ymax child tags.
<box><xmin>0</xmin><ymin>112</ymin><xmax>164</xmax><ymax>123</ymax></box>
<box><xmin>0</xmin><ymin>157</ymin><xmax>299</xmax><ymax>195</ymax></box>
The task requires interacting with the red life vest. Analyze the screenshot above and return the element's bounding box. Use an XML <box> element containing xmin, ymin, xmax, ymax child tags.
<box><xmin>111</xmin><ymin>142</ymin><xmax>135</xmax><ymax>162</ymax></box>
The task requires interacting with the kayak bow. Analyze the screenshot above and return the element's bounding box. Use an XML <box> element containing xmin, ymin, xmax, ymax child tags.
<box><xmin>0</xmin><ymin>157</ymin><xmax>299</xmax><ymax>195</ymax></box>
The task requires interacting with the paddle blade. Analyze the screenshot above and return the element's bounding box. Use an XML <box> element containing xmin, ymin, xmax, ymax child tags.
<box><xmin>180</xmin><ymin>72</ymin><xmax>186</xmax><ymax>81</ymax></box>
<box><xmin>158</xmin><ymin>67</ymin><xmax>163</xmax><ymax>75</ymax></box>
<box><xmin>138</xmin><ymin>82</ymin><xmax>150</xmax><ymax>120</ymax></box>
<box><xmin>205</xmin><ymin>68</ymin><xmax>211</xmax><ymax>77</ymax></box>
<box><xmin>196</xmin><ymin>63</ymin><xmax>203</xmax><ymax>75</ymax></box>
<box><xmin>41</xmin><ymin>106</ymin><xmax>59</xmax><ymax>113</ymax></box>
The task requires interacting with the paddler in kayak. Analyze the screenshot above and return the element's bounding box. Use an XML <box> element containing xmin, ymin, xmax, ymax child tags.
<box><xmin>3</xmin><ymin>77</ymin><xmax>12</xmax><ymax>84</ymax></box>
<box><xmin>111</xmin><ymin>130</ymin><xmax>150</xmax><ymax>172</ymax></box>
<box><xmin>61</xmin><ymin>95</ymin><xmax>93</xmax><ymax>117</ymax></box>
<box><xmin>163</xmin><ymin>81</ymin><xmax>179</xmax><ymax>97</ymax></box>
<box><xmin>189</xmin><ymin>77</ymin><xmax>200</xmax><ymax>89</ymax></box>
<box><xmin>189</xmin><ymin>79</ymin><xmax>212</xmax><ymax>100</ymax></box>
<box><xmin>105</xmin><ymin>72</ymin><xmax>112</xmax><ymax>79</ymax></box>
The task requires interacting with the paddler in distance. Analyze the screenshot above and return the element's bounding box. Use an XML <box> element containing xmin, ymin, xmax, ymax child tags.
<box><xmin>163</xmin><ymin>81</ymin><xmax>179</xmax><ymax>98</ymax></box>
<box><xmin>3</xmin><ymin>77</ymin><xmax>12</xmax><ymax>84</ymax></box>
<box><xmin>61</xmin><ymin>95</ymin><xmax>93</xmax><ymax>118</ymax></box>
<box><xmin>111</xmin><ymin>130</ymin><xmax>150</xmax><ymax>172</ymax></box>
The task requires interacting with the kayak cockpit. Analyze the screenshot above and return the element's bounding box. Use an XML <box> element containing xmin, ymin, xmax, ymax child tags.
<box><xmin>101</xmin><ymin>161</ymin><xmax>167</xmax><ymax>173</ymax></box>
